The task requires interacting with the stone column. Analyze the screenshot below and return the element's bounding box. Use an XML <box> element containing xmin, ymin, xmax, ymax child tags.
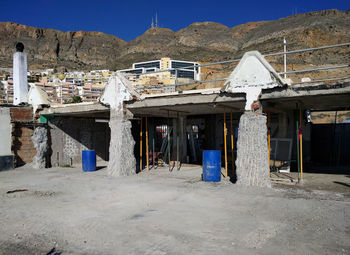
<box><xmin>100</xmin><ymin>73</ymin><xmax>139</xmax><ymax>176</ymax></box>
<box><xmin>236</xmin><ymin>112</ymin><xmax>271</xmax><ymax>187</ymax></box>
<box><xmin>107</xmin><ymin>109</ymin><xmax>136</xmax><ymax>176</ymax></box>
<box><xmin>31</xmin><ymin>126</ymin><xmax>48</xmax><ymax>169</ymax></box>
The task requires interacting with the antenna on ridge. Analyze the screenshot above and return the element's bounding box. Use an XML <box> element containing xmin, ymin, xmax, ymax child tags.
<box><xmin>155</xmin><ymin>12</ymin><xmax>158</xmax><ymax>27</ymax></box>
<box><xmin>151</xmin><ymin>17</ymin><xmax>154</xmax><ymax>28</ymax></box>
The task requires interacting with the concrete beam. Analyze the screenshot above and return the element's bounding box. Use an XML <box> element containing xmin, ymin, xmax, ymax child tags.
<box><xmin>40</xmin><ymin>102</ymin><xmax>109</xmax><ymax>116</ymax></box>
<box><xmin>262</xmin><ymin>79</ymin><xmax>350</xmax><ymax>100</ymax></box>
<box><xmin>127</xmin><ymin>92</ymin><xmax>245</xmax><ymax>110</ymax></box>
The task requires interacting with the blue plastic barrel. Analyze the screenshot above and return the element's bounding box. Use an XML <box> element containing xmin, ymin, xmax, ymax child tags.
<box><xmin>82</xmin><ymin>150</ymin><xmax>96</xmax><ymax>172</ymax></box>
<box><xmin>202</xmin><ymin>150</ymin><xmax>221</xmax><ymax>182</ymax></box>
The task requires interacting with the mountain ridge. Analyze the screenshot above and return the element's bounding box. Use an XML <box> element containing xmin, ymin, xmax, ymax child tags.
<box><xmin>0</xmin><ymin>9</ymin><xmax>349</xmax><ymax>71</ymax></box>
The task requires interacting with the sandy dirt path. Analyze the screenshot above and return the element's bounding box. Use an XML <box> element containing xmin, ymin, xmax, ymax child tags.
<box><xmin>0</xmin><ymin>166</ymin><xmax>349</xmax><ymax>254</ymax></box>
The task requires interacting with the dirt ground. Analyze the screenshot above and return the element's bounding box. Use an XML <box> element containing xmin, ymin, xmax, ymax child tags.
<box><xmin>0</xmin><ymin>165</ymin><xmax>349</xmax><ymax>255</ymax></box>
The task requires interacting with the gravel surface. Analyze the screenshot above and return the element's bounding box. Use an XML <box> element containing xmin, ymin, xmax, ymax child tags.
<box><xmin>0</xmin><ymin>165</ymin><xmax>349</xmax><ymax>255</ymax></box>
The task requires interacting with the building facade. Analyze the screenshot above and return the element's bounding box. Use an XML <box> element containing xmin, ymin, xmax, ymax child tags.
<box><xmin>118</xmin><ymin>58</ymin><xmax>201</xmax><ymax>88</ymax></box>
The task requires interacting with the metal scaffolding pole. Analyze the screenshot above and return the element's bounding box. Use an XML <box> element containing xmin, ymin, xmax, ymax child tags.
<box><xmin>230</xmin><ymin>109</ymin><xmax>235</xmax><ymax>173</ymax></box>
<box><xmin>168</xmin><ymin>110</ymin><xmax>171</xmax><ymax>172</ymax></box>
<box><xmin>224</xmin><ymin>108</ymin><xmax>228</xmax><ymax>177</ymax></box>
<box><xmin>176</xmin><ymin>113</ymin><xmax>180</xmax><ymax>170</ymax></box>
<box><xmin>152</xmin><ymin>138</ymin><xmax>155</xmax><ymax>168</ymax></box>
<box><xmin>296</xmin><ymin>117</ymin><xmax>300</xmax><ymax>182</ymax></box>
<box><xmin>146</xmin><ymin>116</ymin><xmax>149</xmax><ymax>171</ymax></box>
<box><xmin>283</xmin><ymin>38</ymin><xmax>287</xmax><ymax>80</ymax></box>
<box><xmin>299</xmin><ymin>106</ymin><xmax>303</xmax><ymax>179</ymax></box>
<box><xmin>268</xmin><ymin>112</ymin><xmax>271</xmax><ymax>172</ymax></box>
<box><xmin>140</xmin><ymin>117</ymin><xmax>143</xmax><ymax>172</ymax></box>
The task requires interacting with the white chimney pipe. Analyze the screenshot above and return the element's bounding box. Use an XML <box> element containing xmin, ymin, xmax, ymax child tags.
<box><xmin>13</xmin><ymin>44</ymin><xmax>28</xmax><ymax>105</ymax></box>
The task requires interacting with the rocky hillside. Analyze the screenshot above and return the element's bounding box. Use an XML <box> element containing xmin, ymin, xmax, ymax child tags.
<box><xmin>0</xmin><ymin>9</ymin><xmax>349</xmax><ymax>72</ymax></box>
<box><xmin>0</xmin><ymin>23</ymin><xmax>127</xmax><ymax>70</ymax></box>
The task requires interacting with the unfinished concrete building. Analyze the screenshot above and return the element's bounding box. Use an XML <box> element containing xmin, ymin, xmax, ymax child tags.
<box><xmin>1</xmin><ymin>43</ymin><xmax>350</xmax><ymax>187</ymax></box>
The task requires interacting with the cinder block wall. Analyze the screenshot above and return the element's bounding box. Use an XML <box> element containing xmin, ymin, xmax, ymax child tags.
<box><xmin>49</xmin><ymin>117</ymin><xmax>110</xmax><ymax>166</ymax></box>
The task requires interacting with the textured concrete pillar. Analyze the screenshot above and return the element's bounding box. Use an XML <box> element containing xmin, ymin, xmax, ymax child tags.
<box><xmin>100</xmin><ymin>73</ymin><xmax>139</xmax><ymax>176</ymax></box>
<box><xmin>31</xmin><ymin>126</ymin><xmax>48</xmax><ymax>169</ymax></box>
<box><xmin>236</xmin><ymin>112</ymin><xmax>271</xmax><ymax>187</ymax></box>
<box><xmin>107</xmin><ymin>110</ymin><xmax>136</xmax><ymax>176</ymax></box>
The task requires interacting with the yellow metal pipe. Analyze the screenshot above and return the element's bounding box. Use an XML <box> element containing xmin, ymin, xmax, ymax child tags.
<box><xmin>140</xmin><ymin>117</ymin><xmax>143</xmax><ymax>172</ymax></box>
<box><xmin>146</xmin><ymin>117</ymin><xmax>149</xmax><ymax>171</ymax></box>
<box><xmin>230</xmin><ymin>109</ymin><xmax>234</xmax><ymax>172</ymax></box>
<box><xmin>224</xmin><ymin>108</ymin><xmax>228</xmax><ymax>177</ymax></box>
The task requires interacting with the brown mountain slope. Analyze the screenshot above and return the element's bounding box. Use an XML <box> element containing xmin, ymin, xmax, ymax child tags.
<box><xmin>0</xmin><ymin>22</ymin><xmax>127</xmax><ymax>70</ymax></box>
<box><xmin>0</xmin><ymin>9</ymin><xmax>349</xmax><ymax>72</ymax></box>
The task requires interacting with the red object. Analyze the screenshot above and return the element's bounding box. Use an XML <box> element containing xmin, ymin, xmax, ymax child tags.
<box><xmin>298</xmin><ymin>127</ymin><xmax>303</xmax><ymax>139</ymax></box>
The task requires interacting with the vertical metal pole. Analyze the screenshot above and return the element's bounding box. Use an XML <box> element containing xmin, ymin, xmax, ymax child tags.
<box><xmin>146</xmin><ymin>116</ymin><xmax>149</xmax><ymax>171</ymax></box>
<box><xmin>299</xmin><ymin>107</ymin><xmax>303</xmax><ymax>179</ymax></box>
<box><xmin>140</xmin><ymin>117</ymin><xmax>143</xmax><ymax>172</ymax></box>
<box><xmin>168</xmin><ymin>110</ymin><xmax>171</xmax><ymax>171</ymax></box>
<box><xmin>268</xmin><ymin>112</ymin><xmax>271</xmax><ymax>171</ymax></box>
<box><xmin>153</xmin><ymin>138</ymin><xmax>155</xmax><ymax>168</ymax></box>
<box><xmin>224</xmin><ymin>108</ymin><xmax>228</xmax><ymax>177</ymax></box>
<box><xmin>296</xmin><ymin>119</ymin><xmax>300</xmax><ymax>181</ymax></box>
<box><xmin>230</xmin><ymin>109</ymin><xmax>235</xmax><ymax>172</ymax></box>
<box><xmin>283</xmin><ymin>38</ymin><xmax>287</xmax><ymax>80</ymax></box>
<box><xmin>176</xmin><ymin>113</ymin><xmax>180</xmax><ymax>170</ymax></box>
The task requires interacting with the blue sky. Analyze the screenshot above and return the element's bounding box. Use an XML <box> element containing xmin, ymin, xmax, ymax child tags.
<box><xmin>1</xmin><ymin>0</ymin><xmax>348</xmax><ymax>41</ymax></box>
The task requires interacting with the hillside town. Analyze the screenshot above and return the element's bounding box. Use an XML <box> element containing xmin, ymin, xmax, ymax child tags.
<box><xmin>0</xmin><ymin>57</ymin><xmax>203</xmax><ymax>103</ymax></box>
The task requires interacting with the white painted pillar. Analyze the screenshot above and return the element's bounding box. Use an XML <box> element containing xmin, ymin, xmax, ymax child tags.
<box><xmin>13</xmin><ymin>52</ymin><xmax>28</xmax><ymax>105</ymax></box>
